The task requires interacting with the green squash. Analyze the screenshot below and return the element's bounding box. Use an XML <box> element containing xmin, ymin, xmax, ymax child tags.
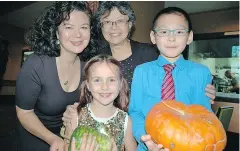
<box><xmin>69</xmin><ymin>126</ymin><xmax>112</xmax><ymax>151</ymax></box>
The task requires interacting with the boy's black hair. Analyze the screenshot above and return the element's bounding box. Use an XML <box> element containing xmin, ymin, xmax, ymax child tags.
<box><xmin>152</xmin><ymin>7</ymin><xmax>192</xmax><ymax>31</ymax></box>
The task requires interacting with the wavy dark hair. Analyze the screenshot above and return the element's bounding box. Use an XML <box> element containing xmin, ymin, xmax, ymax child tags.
<box><xmin>24</xmin><ymin>1</ymin><xmax>97</xmax><ymax>61</ymax></box>
<box><xmin>77</xmin><ymin>54</ymin><xmax>129</xmax><ymax>114</ymax></box>
<box><xmin>92</xmin><ymin>1</ymin><xmax>136</xmax><ymax>41</ymax></box>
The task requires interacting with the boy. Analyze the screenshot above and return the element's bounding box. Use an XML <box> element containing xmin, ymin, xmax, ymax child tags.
<box><xmin>129</xmin><ymin>7</ymin><xmax>212</xmax><ymax>151</ymax></box>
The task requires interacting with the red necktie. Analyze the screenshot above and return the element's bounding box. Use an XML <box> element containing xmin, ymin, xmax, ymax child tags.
<box><xmin>161</xmin><ymin>64</ymin><xmax>175</xmax><ymax>100</ymax></box>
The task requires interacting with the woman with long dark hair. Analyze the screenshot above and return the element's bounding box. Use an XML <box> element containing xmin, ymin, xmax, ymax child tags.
<box><xmin>15</xmin><ymin>2</ymin><xmax>96</xmax><ymax>151</ymax></box>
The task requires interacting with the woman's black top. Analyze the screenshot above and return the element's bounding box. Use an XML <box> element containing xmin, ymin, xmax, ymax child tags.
<box><xmin>15</xmin><ymin>54</ymin><xmax>84</xmax><ymax>151</ymax></box>
<box><xmin>98</xmin><ymin>39</ymin><xmax>159</xmax><ymax>89</ymax></box>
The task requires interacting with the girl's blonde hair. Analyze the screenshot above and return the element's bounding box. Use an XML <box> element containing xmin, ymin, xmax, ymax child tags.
<box><xmin>77</xmin><ymin>54</ymin><xmax>129</xmax><ymax>114</ymax></box>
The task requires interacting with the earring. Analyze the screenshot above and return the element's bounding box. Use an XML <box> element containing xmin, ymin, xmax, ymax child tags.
<box><xmin>56</xmin><ymin>39</ymin><xmax>60</xmax><ymax>45</ymax></box>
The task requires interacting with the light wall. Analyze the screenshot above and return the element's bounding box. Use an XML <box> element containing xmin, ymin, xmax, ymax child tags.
<box><xmin>129</xmin><ymin>1</ymin><xmax>164</xmax><ymax>43</ymax></box>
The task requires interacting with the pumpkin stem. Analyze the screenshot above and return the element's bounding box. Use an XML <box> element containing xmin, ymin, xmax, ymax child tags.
<box><xmin>162</xmin><ymin>101</ymin><xmax>185</xmax><ymax>115</ymax></box>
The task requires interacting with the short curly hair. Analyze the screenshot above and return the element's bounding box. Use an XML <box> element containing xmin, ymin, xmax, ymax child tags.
<box><xmin>92</xmin><ymin>1</ymin><xmax>136</xmax><ymax>40</ymax></box>
<box><xmin>25</xmin><ymin>1</ymin><xmax>97</xmax><ymax>61</ymax></box>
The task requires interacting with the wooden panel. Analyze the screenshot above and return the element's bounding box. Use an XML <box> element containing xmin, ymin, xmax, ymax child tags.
<box><xmin>190</xmin><ymin>8</ymin><xmax>239</xmax><ymax>34</ymax></box>
<box><xmin>212</xmin><ymin>101</ymin><xmax>239</xmax><ymax>133</ymax></box>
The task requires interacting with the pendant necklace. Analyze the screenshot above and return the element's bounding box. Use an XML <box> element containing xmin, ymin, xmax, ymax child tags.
<box><xmin>64</xmin><ymin>81</ymin><xmax>68</xmax><ymax>85</ymax></box>
<box><xmin>63</xmin><ymin>61</ymin><xmax>76</xmax><ymax>85</ymax></box>
<box><xmin>59</xmin><ymin>57</ymin><xmax>78</xmax><ymax>86</ymax></box>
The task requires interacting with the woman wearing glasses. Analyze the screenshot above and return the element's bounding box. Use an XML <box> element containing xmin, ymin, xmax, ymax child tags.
<box><xmin>93</xmin><ymin>1</ymin><xmax>159</xmax><ymax>89</ymax></box>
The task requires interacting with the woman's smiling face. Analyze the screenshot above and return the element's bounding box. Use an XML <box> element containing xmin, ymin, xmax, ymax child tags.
<box><xmin>57</xmin><ymin>10</ymin><xmax>91</xmax><ymax>54</ymax></box>
<box><xmin>100</xmin><ymin>8</ymin><xmax>132</xmax><ymax>46</ymax></box>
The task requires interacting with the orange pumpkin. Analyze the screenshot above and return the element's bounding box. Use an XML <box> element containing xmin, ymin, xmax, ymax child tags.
<box><xmin>145</xmin><ymin>100</ymin><xmax>227</xmax><ymax>151</ymax></box>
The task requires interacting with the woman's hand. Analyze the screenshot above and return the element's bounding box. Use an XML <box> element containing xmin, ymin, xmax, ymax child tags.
<box><xmin>49</xmin><ymin>136</ymin><xmax>65</xmax><ymax>151</ymax></box>
<box><xmin>16</xmin><ymin>106</ymin><xmax>65</xmax><ymax>150</ymax></box>
<box><xmin>141</xmin><ymin>135</ymin><xmax>169</xmax><ymax>151</ymax></box>
<box><xmin>62</xmin><ymin>102</ymin><xmax>79</xmax><ymax>134</ymax></box>
<box><xmin>61</xmin><ymin>103</ymin><xmax>79</xmax><ymax>141</ymax></box>
<box><xmin>62</xmin><ymin>102</ymin><xmax>79</xmax><ymax>126</ymax></box>
<box><xmin>69</xmin><ymin>133</ymin><xmax>99</xmax><ymax>151</ymax></box>
<box><xmin>205</xmin><ymin>84</ymin><xmax>216</xmax><ymax>104</ymax></box>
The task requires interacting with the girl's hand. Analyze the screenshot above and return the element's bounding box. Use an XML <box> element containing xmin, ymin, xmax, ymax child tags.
<box><xmin>70</xmin><ymin>133</ymin><xmax>99</xmax><ymax>151</ymax></box>
<box><xmin>141</xmin><ymin>135</ymin><xmax>169</xmax><ymax>151</ymax></box>
<box><xmin>111</xmin><ymin>138</ymin><xmax>118</xmax><ymax>151</ymax></box>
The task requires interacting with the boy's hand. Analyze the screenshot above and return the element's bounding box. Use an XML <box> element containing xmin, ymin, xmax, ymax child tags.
<box><xmin>141</xmin><ymin>135</ymin><xmax>169</xmax><ymax>151</ymax></box>
<box><xmin>205</xmin><ymin>84</ymin><xmax>216</xmax><ymax>103</ymax></box>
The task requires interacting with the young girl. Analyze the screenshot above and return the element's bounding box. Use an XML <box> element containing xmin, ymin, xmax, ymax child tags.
<box><xmin>61</xmin><ymin>54</ymin><xmax>137</xmax><ymax>151</ymax></box>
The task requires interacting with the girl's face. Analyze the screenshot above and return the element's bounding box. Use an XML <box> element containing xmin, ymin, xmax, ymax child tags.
<box><xmin>86</xmin><ymin>62</ymin><xmax>122</xmax><ymax>107</ymax></box>
<box><xmin>100</xmin><ymin>8</ymin><xmax>132</xmax><ymax>46</ymax></box>
<box><xmin>57</xmin><ymin>10</ymin><xmax>90</xmax><ymax>55</ymax></box>
<box><xmin>150</xmin><ymin>13</ymin><xmax>193</xmax><ymax>62</ymax></box>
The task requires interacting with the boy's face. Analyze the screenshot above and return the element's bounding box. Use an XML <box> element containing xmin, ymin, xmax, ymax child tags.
<box><xmin>150</xmin><ymin>13</ymin><xmax>193</xmax><ymax>62</ymax></box>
